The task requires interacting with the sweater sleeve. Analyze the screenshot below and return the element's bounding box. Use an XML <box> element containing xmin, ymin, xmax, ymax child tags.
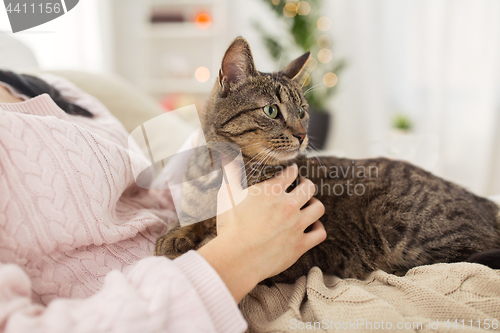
<box><xmin>0</xmin><ymin>253</ymin><xmax>247</xmax><ymax>333</ymax></box>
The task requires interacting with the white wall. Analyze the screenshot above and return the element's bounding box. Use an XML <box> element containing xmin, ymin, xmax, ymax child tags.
<box><xmin>325</xmin><ymin>0</ymin><xmax>500</xmax><ymax>196</ymax></box>
<box><xmin>0</xmin><ymin>0</ymin><xmax>112</xmax><ymax>72</ymax></box>
<box><xmin>230</xmin><ymin>0</ymin><xmax>500</xmax><ymax>195</ymax></box>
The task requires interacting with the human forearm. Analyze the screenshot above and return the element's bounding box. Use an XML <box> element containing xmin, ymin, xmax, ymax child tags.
<box><xmin>197</xmin><ymin>163</ymin><xmax>326</xmax><ymax>304</ymax></box>
<box><xmin>197</xmin><ymin>233</ymin><xmax>261</xmax><ymax>304</ymax></box>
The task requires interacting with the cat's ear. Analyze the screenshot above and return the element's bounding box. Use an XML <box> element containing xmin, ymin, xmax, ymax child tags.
<box><xmin>218</xmin><ymin>37</ymin><xmax>257</xmax><ymax>92</ymax></box>
<box><xmin>281</xmin><ymin>52</ymin><xmax>311</xmax><ymax>84</ymax></box>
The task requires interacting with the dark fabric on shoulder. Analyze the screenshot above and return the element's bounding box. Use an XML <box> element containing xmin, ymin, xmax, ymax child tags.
<box><xmin>0</xmin><ymin>69</ymin><xmax>93</xmax><ymax>117</ymax></box>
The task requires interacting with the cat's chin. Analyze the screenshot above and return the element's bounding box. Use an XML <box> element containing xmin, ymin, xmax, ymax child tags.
<box><xmin>272</xmin><ymin>149</ymin><xmax>300</xmax><ymax>163</ymax></box>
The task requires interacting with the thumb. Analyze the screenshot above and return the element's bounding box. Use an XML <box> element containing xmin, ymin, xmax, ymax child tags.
<box><xmin>221</xmin><ymin>155</ymin><xmax>246</xmax><ymax>191</ymax></box>
<box><xmin>266</xmin><ymin>163</ymin><xmax>298</xmax><ymax>189</ymax></box>
<box><xmin>217</xmin><ymin>156</ymin><xmax>248</xmax><ymax>214</ymax></box>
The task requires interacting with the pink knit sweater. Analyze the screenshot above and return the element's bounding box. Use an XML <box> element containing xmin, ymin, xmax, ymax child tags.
<box><xmin>0</xmin><ymin>74</ymin><xmax>247</xmax><ymax>333</ymax></box>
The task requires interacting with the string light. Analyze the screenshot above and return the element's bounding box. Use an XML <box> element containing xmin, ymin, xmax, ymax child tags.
<box><xmin>317</xmin><ymin>16</ymin><xmax>331</xmax><ymax>31</ymax></box>
<box><xmin>195</xmin><ymin>12</ymin><xmax>211</xmax><ymax>29</ymax></box>
<box><xmin>323</xmin><ymin>72</ymin><xmax>338</xmax><ymax>87</ymax></box>
<box><xmin>195</xmin><ymin>67</ymin><xmax>210</xmax><ymax>82</ymax></box>
<box><xmin>318</xmin><ymin>48</ymin><xmax>332</xmax><ymax>63</ymax></box>
<box><xmin>283</xmin><ymin>3</ymin><xmax>297</xmax><ymax>17</ymax></box>
<box><xmin>317</xmin><ymin>34</ymin><xmax>331</xmax><ymax>48</ymax></box>
<box><xmin>297</xmin><ymin>1</ymin><xmax>310</xmax><ymax>15</ymax></box>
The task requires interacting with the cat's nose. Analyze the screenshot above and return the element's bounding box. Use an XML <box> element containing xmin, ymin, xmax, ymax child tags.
<box><xmin>293</xmin><ymin>133</ymin><xmax>306</xmax><ymax>145</ymax></box>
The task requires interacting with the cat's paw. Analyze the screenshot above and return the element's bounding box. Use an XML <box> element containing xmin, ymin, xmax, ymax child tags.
<box><xmin>154</xmin><ymin>224</ymin><xmax>197</xmax><ymax>259</ymax></box>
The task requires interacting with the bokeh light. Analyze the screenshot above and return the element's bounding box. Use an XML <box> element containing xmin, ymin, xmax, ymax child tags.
<box><xmin>317</xmin><ymin>16</ymin><xmax>331</xmax><ymax>31</ymax></box>
<box><xmin>297</xmin><ymin>1</ymin><xmax>310</xmax><ymax>15</ymax></box>
<box><xmin>195</xmin><ymin>12</ymin><xmax>211</xmax><ymax>29</ymax></box>
<box><xmin>272</xmin><ymin>0</ymin><xmax>280</xmax><ymax>5</ymax></box>
<box><xmin>317</xmin><ymin>34</ymin><xmax>331</xmax><ymax>48</ymax></box>
<box><xmin>195</xmin><ymin>66</ymin><xmax>210</xmax><ymax>82</ymax></box>
<box><xmin>283</xmin><ymin>3</ymin><xmax>297</xmax><ymax>17</ymax></box>
<box><xmin>318</xmin><ymin>48</ymin><xmax>332</xmax><ymax>63</ymax></box>
<box><xmin>323</xmin><ymin>72</ymin><xmax>338</xmax><ymax>87</ymax></box>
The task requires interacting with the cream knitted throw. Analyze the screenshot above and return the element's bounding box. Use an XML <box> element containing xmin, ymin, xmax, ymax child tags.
<box><xmin>241</xmin><ymin>263</ymin><xmax>500</xmax><ymax>332</ymax></box>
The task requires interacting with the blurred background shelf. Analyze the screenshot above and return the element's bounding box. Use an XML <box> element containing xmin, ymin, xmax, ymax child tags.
<box><xmin>140</xmin><ymin>78</ymin><xmax>213</xmax><ymax>94</ymax></box>
<box><xmin>142</xmin><ymin>24</ymin><xmax>217</xmax><ymax>39</ymax></box>
<box><xmin>111</xmin><ymin>0</ymin><xmax>228</xmax><ymax>110</ymax></box>
<box><xmin>148</xmin><ymin>0</ymin><xmax>221</xmax><ymax>5</ymax></box>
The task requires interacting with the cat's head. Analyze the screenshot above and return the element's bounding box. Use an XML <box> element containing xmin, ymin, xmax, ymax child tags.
<box><xmin>203</xmin><ymin>37</ymin><xmax>311</xmax><ymax>166</ymax></box>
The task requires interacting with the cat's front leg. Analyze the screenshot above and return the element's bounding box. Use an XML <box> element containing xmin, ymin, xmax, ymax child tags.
<box><xmin>154</xmin><ymin>221</ymin><xmax>206</xmax><ymax>259</ymax></box>
<box><xmin>154</xmin><ymin>217</ymin><xmax>218</xmax><ymax>259</ymax></box>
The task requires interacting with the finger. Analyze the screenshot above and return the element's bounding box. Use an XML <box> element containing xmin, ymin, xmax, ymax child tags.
<box><xmin>303</xmin><ymin>221</ymin><xmax>327</xmax><ymax>251</ymax></box>
<box><xmin>289</xmin><ymin>177</ymin><xmax>316</xmax><ymax>207</ymax></box>
<box><xmin>264</xmin><ymin>163</ymin><xmax>299</xmax><ymax>189</ymax></box>
<box><xmin>299</xmin><ymin>198</ymin><xmax>325</xmax><ymax>230</ymax></box>
<box><xmin>218</xmin><ymin>156</ymin><xmax>249</xmax><ymax>212</ymax></box>
<box><xmin>221</xmin><ymin>156</ymin><xmax>245</xmax><ymax>191</ymax></box>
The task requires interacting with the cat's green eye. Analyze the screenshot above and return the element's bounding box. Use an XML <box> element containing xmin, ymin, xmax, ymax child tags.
<box><xmin>298</xmin><ymin>107</ymin><xmax>306</xmax><ymax>119</ymax></box>
<box><xmin>263</xmin><ymin>104</ymin><xmax>279</xmax><ymax>119</ymax></box>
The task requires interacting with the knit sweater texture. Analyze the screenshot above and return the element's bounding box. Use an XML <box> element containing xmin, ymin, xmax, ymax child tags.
<box><xmin>0</xmin><ymin>74</ymin><xmax>247</xmax><ymax>333</ymax></box>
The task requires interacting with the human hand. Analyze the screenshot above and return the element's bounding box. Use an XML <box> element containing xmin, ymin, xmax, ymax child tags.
<box><xmin>197</xmin><ymin>158</ymin><xmax>326</xmax><ymax>302</ymax></box>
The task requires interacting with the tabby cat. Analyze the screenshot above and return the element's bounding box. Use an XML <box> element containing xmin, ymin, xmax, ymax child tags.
<box><xmin>154</xmin><ymin>37</ymin><xmax>500</xmax><ymax>283</ymax></box>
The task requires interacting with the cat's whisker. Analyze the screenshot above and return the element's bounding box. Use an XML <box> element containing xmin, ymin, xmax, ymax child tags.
<box><xmin>304</xmin><ymin>89</ymin><xmax>322</xmax><ymax>97</ymax></box>
<box><xmin>247</xmin><ymin>149</ymin><xmax>275</xmax><ymax>181</ymax></box>
<box><xmin>231</xmin><ymin>148</ymin><xmax>271</xmax><ymax>183</ymax></box>
<box><xmin>250</xmin><ymin>158</ymin><xmax>271</xmax><ymax>181</ymax></box>
<box><xmin>243</xmin><ymin>150</ymin><xmax>265</xmax><ymax>168</ymax></box>
<box><xmin>238</xmin><ymin>148</ymin><xmax>271</xmax><ymax>178</ymax></box>
<box><xmin>225</xmin><ymin>152</ymin><xmax>265</xmax><ymax>185</ymax></box>
<box><xmin>304</xmin><ymin>84</ymin><xmax>326</xmax><ymax>97</ymax></box>
<box><xmin>256</xmin><ymin>151</ymin><xmax>278</xmax><ymax>178</ymax></box>
<box><xmin>208</xmin><ymin>142</ymin><xmax>262</xmax><ymax>166</ymax></box>
<box><xmin>273</xmin><ymin>52</ymin><xmax>283</xmax><ymax>83</ymax></box>
<box><xmin>246</xmin><ymin>162</ymin><xmax>263</xmax><ymax>182</ymax></box>
<box><xmin>306</xmin><ymin>147</ymin><xmax>326</xmax><ymax>169</ymax></box>
<box><xmin>306</xmin><ymin>140</ymin><xmax>326</xmax><ymax>166</ymax></box>
<box><xmin>301</xmin><ymin>61</ymin><xmax>318</xmax><ymax>88</ymax></box>
<box><xmin>246</xmin><ymin>150</ymin><xmax>271</xmax><ymax>180</ymax></box>
<box><xmin>303</xmin><ymin>83</ymin><xmax>323</xmax><ymax>95</ymax></box>
<box><xmin>307</xmin><ymin>139</ymin><xmax>324</xmax><ymax>152</ymax></box>
<box><xmin>306</xmin><ymin>139</ymin><xmax>320</xmax><ymax>150</ymax></box>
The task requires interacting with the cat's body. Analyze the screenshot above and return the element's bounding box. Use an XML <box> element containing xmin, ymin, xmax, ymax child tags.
<box><xmin>268</xmin><ymin>156</ymin><xmax>499</xmax><ymax>282</ymax></box>
<box><xmin>154</xmin><ymin>37</ymin><xmax>500</xmax><ymax>283</ymax></box>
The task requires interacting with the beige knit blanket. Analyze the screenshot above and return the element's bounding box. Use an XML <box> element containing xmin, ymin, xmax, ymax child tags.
<box><xmin>240</xmin><ymin>263</ymin><xmax>500</xmax><ymax>332</ymax></box>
